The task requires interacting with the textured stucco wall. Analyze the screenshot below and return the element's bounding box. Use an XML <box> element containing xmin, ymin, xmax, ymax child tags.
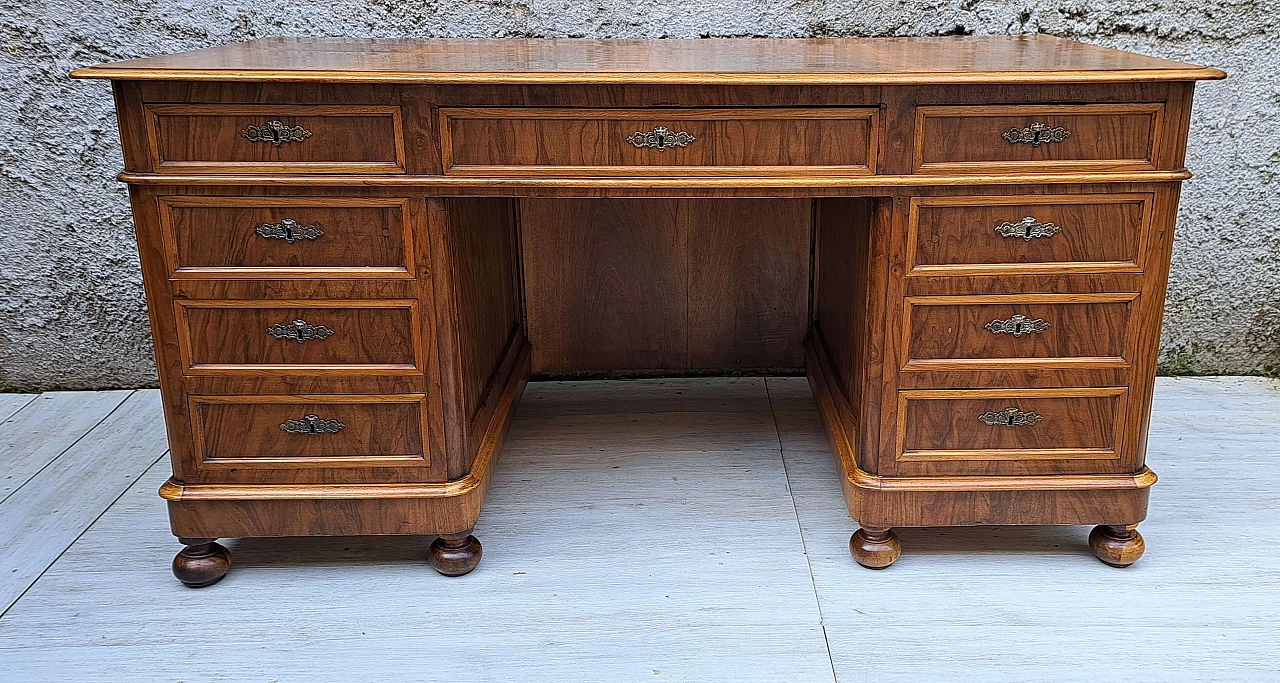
<box><xmin>1</xmin><ymin>1</ymin><xmax>1277</xmax><ymax>389</ymax></box>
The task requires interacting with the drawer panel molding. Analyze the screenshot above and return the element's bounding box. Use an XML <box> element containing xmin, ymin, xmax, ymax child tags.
<box><xmin>896</xmin><ymin>386</ymin><xmax>1129</xmax><ymax>464</ymax></box>
<box><xmin>913</xmin><ymin>103</ymin><xmax>1165</xmax><ymax>175</ymax></box>
<box><xmin>174</xmin><ymin>299</ymin><xmax>423</xmax><ymax>375</ymax></box>
<box><xmin>900</xmin><ymin>293</ymin><xmax>1140</xmax><ymax>371</ymax></box>
<box><xmin>905</xmin><ymin>193</ymin><xmax>1153</xmax><ymax>276</ymax></box>
<box><xmin>158</xmin><ymin>196</ymin><xmax>415</xmax><ymax>279</ymax></box>
<box><xmin>439</xmin><ymin>107</ymin><xmax>880</xmax><ymax>177</ymax></box>
<box><xmin>144</xmin><ymin>104</ymin><xmax>406</xmax><ymax>174</ymax></box>
<box><xmin>188</xmin><ymin>394</ymin><xmax>429</xmax><ymax>470</ymax></box>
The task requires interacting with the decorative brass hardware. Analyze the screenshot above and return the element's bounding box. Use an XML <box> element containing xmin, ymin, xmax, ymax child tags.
<box><xmin>995</xmin><ymin>216</ymin><xmax>1061</xmax><ymax>241</ymax></box>
<box><xmin>625</xmin><ymin>126</ymin><xmax>696</xmax><ymax>151</ymax></box>
<box><xmin>1001</xmin><ymin>121</ymin><xmax>1069</xmax><ymax>147</ymax></box>
<box><xmin>267</xmin><ymin>319</ymin><xmax>334</xmax><ymax>343</ymax></box>
<box><xmin>241</xmin><ymin>120</ymin><xmax>312</xmax><ymax>146</ymax></box>
<box><xmin>985</xmin><ymin>314</ymin><xmax>1050</xmax><ymax>337</ymax></box>
<box><xmin>978</xmin><ymin>407</ymin><xmax>1043</xmax><ymax>428</ymax></box>
<box><xmin>279</xmin><ymin>414</ymin><xmax>345</xmax><ymax>435</ymax></box>
<box><xmin>255</xmin><ymin>219</ymin><xmax>323</xmax><ymax>244</ymax></box>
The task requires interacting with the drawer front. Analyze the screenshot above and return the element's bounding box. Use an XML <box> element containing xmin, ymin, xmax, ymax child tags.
<box><xmin>902</xmin><ymin>294</ymin><xmax>1138</xmax><ymax>371</ymax></box>
<box><xmin>175</xmin><ymin>300</ymin><xmax>421</xmax><ymax>374</ymax></box>
<box><xmin>897</xmin><ymin>387</ymin><xmax>1128</xmax><ymax>466</ymax></box>
<box><xmin>440</xmin><ymin>107</ymin><xmax>879</xmax><ymax>176</ymax></box>
<box><xmin>189</xmin><ymin>394</ymin><xmax>428</xmax><ymax>469</ymax></box>
<box><xmin>913</xmin><ymin>104</ymin><xmax>1164</xmax><ymax>174</ymax></box>
<box><xmin>145</xmin><ymin>104</ymin><xmax>405</xmax><ymax>174</ymax></box>
<box><xmin>907</xmin><ymin>194</ymin><xmax>1152</xmax><ymax>276</ymax></box>
<box><xmin>159</xmin><ymin>196</ymin><xmax>413</xmax><ymax>279</ymax></box>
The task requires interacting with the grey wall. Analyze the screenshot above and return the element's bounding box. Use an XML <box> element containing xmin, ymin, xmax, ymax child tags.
<box><xmin>1</xmin><ymin>1</ymin><xmax>1277</xmax><ymax>389</ymax></box>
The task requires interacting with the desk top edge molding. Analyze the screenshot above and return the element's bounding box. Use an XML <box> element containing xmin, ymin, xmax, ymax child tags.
<box><xmin>70</xmin><ymin>35</ymin><xmax>1226</xmax><ymax>84</ymax></box>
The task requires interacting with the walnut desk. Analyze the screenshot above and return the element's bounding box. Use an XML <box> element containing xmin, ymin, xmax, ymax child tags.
<box><xmin>74</xmin><ymin>36</ymin><xmax>1223</xmax><ymax>586</ymax></box>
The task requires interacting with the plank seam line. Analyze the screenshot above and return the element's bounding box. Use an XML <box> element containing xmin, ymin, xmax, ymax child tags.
<box><xmin>764</xmin><ymin>377</ymin><xmax>839</xmax><ymax>683</ymax></box>
<box><xmin>0</xmin><ymin>394</ymin><xmax>40</xmax><ymax>426</ymax></box>
<box><xmin>0</xmin><ymin>448</ymin><xmax>170</xmax><ymax>620</ymax></box>
<box><xmin>0</xmin><ymin>390</ymin><xmax>136</xmax><ymax>508</ymax></box>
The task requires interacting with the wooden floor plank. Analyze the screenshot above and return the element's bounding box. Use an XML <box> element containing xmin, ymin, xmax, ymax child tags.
<box><xmin>2</xmin><ymin>377</ymin><xmax>1276</xmax><ymax>681</ymax></box>
<box><xmin>0</xmin><ymin>390</ymin><xmax>134</xmax><ymax>503</ymax></box>
<box><xmin>0</xmin><ymin>625</ymin><xmax>836</xmax><ymax>683</ymax></box>
<box><xmin>0</xmin><ymin>394</ymin><xmax>38</xmax><ymax>424</ymax></box>
<box><xmin>772</xmin><ymin>375</ymin><xmax>1280</xmax><ymax>682</ymax></box>
<box><xmin>0</xmin><ymin>390</ymin><xmax>168</xmax><ymax>614</ymax></box>
<box><xmin>0</xmin><ymin>382</ymin><xmax>835</xmax><ymax>683</ymax></box>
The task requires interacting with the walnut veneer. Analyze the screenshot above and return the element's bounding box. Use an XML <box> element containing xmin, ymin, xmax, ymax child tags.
<box><xmin>73</xmin><ymin>36</ymin><xmax>1223</xmax><ymax>585</ymax></box>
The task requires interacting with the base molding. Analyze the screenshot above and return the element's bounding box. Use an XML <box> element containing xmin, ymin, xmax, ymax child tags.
<box><xmin>804</xmin><ymin>338</ymin><xmax>1154</xmax><ymax>528</ymax></box>
<box><xmin>164</xmin><ymin>343</ymin><xmax>530</xmax><ymax>538</ymax></box>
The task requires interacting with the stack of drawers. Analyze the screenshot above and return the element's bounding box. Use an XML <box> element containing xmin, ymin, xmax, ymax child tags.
<box><xmin>830</xmin><ymin>98</ymin><xmax>1183</xmax><ymax>568</ymax></box>
<box><xmin>137</xmin><ymin>100</ymin><xmax>448</xmax><ymax>498</ymax></box>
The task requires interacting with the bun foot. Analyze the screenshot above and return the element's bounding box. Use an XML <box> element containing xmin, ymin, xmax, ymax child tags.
<box><xmin>172</xmin><ymin>538</ymin><xmax>232</xmax><ymax>587</ymax></box>
<box><xmin>1089</xmin><ymin>524</ymin><xmax>1145</xmax><ymax>567</ymax></box>
<box><xmin>428</xmin><ymin>532</ymin><xmax>482</xmax><ymax>576</ymax></box>
<box><xmin>850</xmin><ymin>527</ymin><xmax>902</xmax><ymax>569</ymax></box>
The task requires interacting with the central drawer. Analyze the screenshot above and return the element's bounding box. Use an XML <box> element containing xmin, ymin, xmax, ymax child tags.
<box><xmin>175</xmin><ymin>300</ymin><xmax>422</xmax><ymax>375</ymax></box>
<box><xmin>439</xmin><ymin>107</ymin><xmax>880</xmax><ymax>176</ymax></box>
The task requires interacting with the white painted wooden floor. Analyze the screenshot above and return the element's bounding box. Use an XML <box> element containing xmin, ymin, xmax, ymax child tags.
<box><xmin>0</xmin><ymin>377</ymin><xmax>1277</xmax><ymax>681</ymax></box>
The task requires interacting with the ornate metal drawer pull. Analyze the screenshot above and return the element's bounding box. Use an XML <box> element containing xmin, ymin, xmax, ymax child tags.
<box><xmin>255</xmin><ymin>219</ymin><xmax>323</xmax><ymax>244</ymax></box>
<box><xmin>267</xmin><ymin>319</ymin><xmax>334</xmax><ymax>343</ymax></box>
<box><xmin>280</xmin><ymin>414</ymin><xmax>345</xmax><ymax>436</ymax></box>
<box><xmin>995</xmin><ymin>216</ymin><xmax>1061</xmax><ymax>241</ymax></box>
<box><xmin>985</xmin><ymin>314</ymin><xmax>1050</xmax><ymax>337</ymax></box>
<box><xmin>1002</xmin><ymin>121</ymin><xmax>1069</xmax><ymax>147</ymax></box>
<box><xmin>978</xmin><ymin>407</ymin><xmax>1043</xmax><ymax>428</ymax></box>
<box><xmin>625</xmin><ymin>126</ymin><xmax>696</xmax><ymax>151</ymax></box>
<box><xmin>241</xmin><ymin>120</ymin><xmax>312</xmax><ymax>146</ymax></box>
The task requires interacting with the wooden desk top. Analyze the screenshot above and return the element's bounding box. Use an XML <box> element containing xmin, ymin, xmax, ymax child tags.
<box><xmin>72</xmin><ymin>35</ymin><xmax>1223</xmax><ymax>85</ymax></box>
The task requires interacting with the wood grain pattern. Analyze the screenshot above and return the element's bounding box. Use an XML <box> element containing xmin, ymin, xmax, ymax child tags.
<box><xmin>115</xmin><ymin>170</ymin><xmax>1195</xmax><ymax>191</ymax></box>
<box><xmin>158</xmin><ymin>195</ymin><xmax>414</xmax><ymax>279</ymax></box>
<box><xmin>441</xmin><ymin>107</ymin><xmax>878</xmax><ymax>176</ymax></box>
<box><xmin>522</xmin><ymin>198</ymin><xmax>810</xmax><ymax>374</ymax></box>
<box><xmin>522</xmin><ymin>198</ymin><xmax>687</xmax><ymax>372</ymax></box>
<box><xmin>144</xmin><ymin>104</ymin><xmax>405</xmax><ymax>174</ymax></box>
<box><xmin>163</xmin><ymin>343</ymin><xmax>529</xmax><ymax>537</ymax></box>
<box><xmin>686</xmin><ymin>199</ymin><xmax>811</xmax><ymax>369</ymax></box>
<box><xmin>901</xmin><ymin>293</ymin><xmax>1138</xmax><ymax>370</ymax></box>
<box><xmin>445</xmin><ymin>198</ymin><xmax>521</xmax><ymax>423</ymax></box>
<box><xmin>174</xmin><ymin>299</ymin><xmax>422</xmax><ymax>374</ymax></box>
<box><xmin>906</xmin><ymin>193</ymin><xmax>1151</xmax><ymax>276</ymax></box>
<box><xmin>897</xmin><ymin>387</ymin><xmax>1128</xmax><ymax>464</ymax></box>
<box><xmin>805</xmin><ymin>340</ymin><xmax>1152</xmax><ymax>525</ymax></box>
<box><xmin>811</xmin><ymin>197</ymin><xmax>876</xmax><ymax>456</ymax></box>
<box><xmin>914</xmin><ymin>104</ymin><xmax>1164</xmax><ymax>174</ymax></box>
<box><xmin>71</xmin><ymin>35</ymin><xmax>1225</xmax><ymax>84</ymax></box>
<box><xmin>188</xmin><ymin>394</ymin><xmax>429</xmax><ymax>469</ymax></box>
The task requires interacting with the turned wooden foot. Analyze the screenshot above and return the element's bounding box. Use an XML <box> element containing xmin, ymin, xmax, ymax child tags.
<box><xmin>850</xmin><ymin>526</ymin><xmax>902</xmax><ymax>569</ymax></box>
<box><xmin>172</xmin><ymin>538</ymin><xmax>232</xmax><ymax>587</ymax></box>
<box><xmin>1089</xmin><ymin>524</ymin><xmax>1145</xmax><ymax>567</ymax></box>
<box><xmin>428</xmin><ymin>532</ymin><xmax>482</xmax><ymax>576</ymax></box>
